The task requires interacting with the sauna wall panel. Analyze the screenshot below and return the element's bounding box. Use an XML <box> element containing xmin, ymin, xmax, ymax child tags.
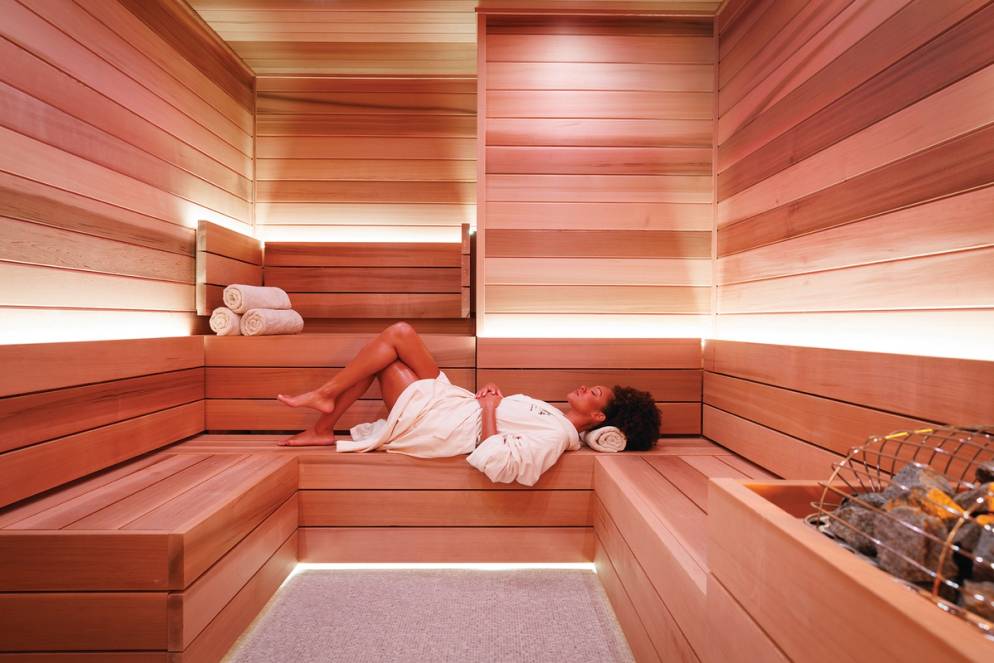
<box><xmin>253</xmin><ymin>75</ymin><xmax>477</xmax><ymax>333</ymax></box>
<box><xmin>479</xmin><ymin>13</ymin><xmax>714</xmax><ymax>334</ymax></box>
<box><xmin>713</xmin><ymin>0</ymin><xmax>994</xmax><ymax>360</ymax></box>
<box><xmin>189</xmin><ymin>0</ymin><xmax>479</xmax><ymax>75</ymax></box>
<box><xmin>0</xmin><ymin>0</ymin><xmax>254</xmax><ymax>343</ymax></box>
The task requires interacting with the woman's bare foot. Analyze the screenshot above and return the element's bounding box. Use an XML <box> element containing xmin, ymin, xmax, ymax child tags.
<box><xmin>277</xmin><ymin>429</ymin><xmax>337</xmax><ymax>447</ymax></box>
<box><xmin>277</xmin><ymin>389</ymin><xmax>336</xmax><ymax>414</ymax></box>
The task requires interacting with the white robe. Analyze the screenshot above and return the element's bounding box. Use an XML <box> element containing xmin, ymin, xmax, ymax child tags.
<box><xmin>336</xmin><ymin>371</ymin><xmax>581</xmax><ymax>486</ymax></box>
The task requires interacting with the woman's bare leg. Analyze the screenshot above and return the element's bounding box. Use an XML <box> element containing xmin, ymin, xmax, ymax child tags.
<box><xmin>278</xmin><ymin>374</ymin><xmax>375</xmax><ymax>447</ymax></box>
<box><xmin>277</xmin><ymin>322</ymin><xmax>439</xmax><ymax>415</ymax></box>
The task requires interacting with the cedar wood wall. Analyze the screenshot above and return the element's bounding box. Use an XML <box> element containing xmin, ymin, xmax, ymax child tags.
<box><xmin>3</xmin><ymin>0</ymin><xmax>994</xmax><ymax>360</ymax></box>
<box><xmin>712</xmin><ymin>0</ymin><xmax>994</xmax><ymax>354</ymax></box>
<box><xmin>0</xmin><ymin>0</ymin><xmax>253</xmax><ymax>341</ymax></box>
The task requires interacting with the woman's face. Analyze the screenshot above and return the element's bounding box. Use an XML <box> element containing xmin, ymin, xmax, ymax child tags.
<box><xmin>567</xmin><ymin>384</ymin><xmax>613</xmax><ymax>416</ymax></box>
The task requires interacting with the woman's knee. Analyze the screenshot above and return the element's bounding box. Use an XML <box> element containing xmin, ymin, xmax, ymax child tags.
<box><xmin>384</xmin><ymin>321</ymin><xmax>417</xmax><ymax>342</ymax></box>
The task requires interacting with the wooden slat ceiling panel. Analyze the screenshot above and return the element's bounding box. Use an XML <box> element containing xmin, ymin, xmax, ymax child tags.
<box><xmin>189</xmin><ymin>1</ymin><xmax>720</xmax><ymax>75</ymax></box>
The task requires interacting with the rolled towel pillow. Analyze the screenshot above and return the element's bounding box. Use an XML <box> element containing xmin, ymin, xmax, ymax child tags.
<box><xmin>223</xmin><ymin>284</ymin><xmax>291</xmax><ymax>314</ymax></box>
<box><xmin>581</xmin><ymin>425</ymin><xmax>627</xmax><ymax>453</ymax></box>
<box><xmin>209</xmin><ymin>306</ymin><xmax>241</xmax><ymax>336</ymax></box>
<box><xmin>240</xmin><ymin>308</ymin><xmax>304</xmax><ymax>336</ymax></box>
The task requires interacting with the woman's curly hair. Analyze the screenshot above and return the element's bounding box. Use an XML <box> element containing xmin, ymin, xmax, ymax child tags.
<box><xmin>592</xmin><ymin>385</ymin><xmax>661</xmax><ymax>451</ymax></box>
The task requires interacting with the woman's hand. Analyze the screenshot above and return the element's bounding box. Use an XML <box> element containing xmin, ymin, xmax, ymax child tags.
<box><xmin>475</xmin><ymin>382</ymin><xmax>503</xmax><ymax>399</ymax></box>
<box><xmin>478</xmin><ymin>393</ymin><xmax>502</xmax><ymax>410</ymax></box>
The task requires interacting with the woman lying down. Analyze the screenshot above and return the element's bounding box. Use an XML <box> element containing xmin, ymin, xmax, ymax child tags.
<box><xmin>276</xmin><ymin>322</ymin><xmax>661</xmax><ymax>486</ymax></box>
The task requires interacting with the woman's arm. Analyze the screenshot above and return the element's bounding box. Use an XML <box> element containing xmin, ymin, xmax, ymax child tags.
<box><xmin>478</xmin><ymin>392</ymin><xmax>501</xmax><ymax>439</ymax></box>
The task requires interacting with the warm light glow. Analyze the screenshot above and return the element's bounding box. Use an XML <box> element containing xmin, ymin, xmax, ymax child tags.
<box><xmin>276</xmin><ymin>563</ymin><xmax>597</xmax><ymax>597</ymax></box>
<box><xmin>256</xmin><ymin>225</ymin><xmax>464</xmax><ymax>243</ymax></box>
<box><xmin>481</xmin><ymin>314</ymin><xmax>712</xmax><ymax>338</ymax></box>
<box><xmin>183</xmin><ymin>206</ymin><xmax>252</xmax><ymax>234</ymax></box>
<box><xmin>712</xmin><ymin>310</ymin><xmax>994</xmax><ymax>361</ymax></box>
<box><xmin>0</xmin><ymin>309</ymin><xmax>195</xmax><ymax>344</ymax></box>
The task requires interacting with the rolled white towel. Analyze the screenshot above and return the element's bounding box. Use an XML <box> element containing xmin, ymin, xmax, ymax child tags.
<box><xmin>240</xmin><ymin>308</ymin><xmax>304</xmax><ymax>336</ymax></box>
<box><xmin>223</xmin><ymin>284</ymin><xmax>291</xmax><ymax>314</ymax></box>
<box><xmin>209</xmin><ymin>306</ymin><xmax>242</xmax><ymax>336</ymax></box>
<box><xmin>581</xmin><ymin>425</ymin><xmax>627</xmax><ymax>453</ymax></box>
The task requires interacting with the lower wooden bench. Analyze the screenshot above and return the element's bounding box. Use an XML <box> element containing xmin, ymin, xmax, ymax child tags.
<box><xmin>0</xmin><ymin>452</ymin><xmax>298</xmax><ymax>662</ymax></box>
<box><xmin>592</xmin><ymin>448</ymin><xmax>780</xmax><ymax>663</ymax></box>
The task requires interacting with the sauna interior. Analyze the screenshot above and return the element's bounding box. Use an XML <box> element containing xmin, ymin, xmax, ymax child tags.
<box><xmin>1</xmin><ymin>0</ymin><xmax>993</xmax><ymax>661</ymax></box>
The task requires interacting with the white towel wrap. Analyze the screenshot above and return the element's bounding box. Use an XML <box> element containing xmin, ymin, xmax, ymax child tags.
<box><xmin>581</xmin><ymin>425</ymin><xmax>627</xmax><ymax>453</ymax></box>
<box><xmin>209</xmin><ymin>307</ymin><xmax>242</xmax><ymax>336</ymax></box>
<box><xmin>239</xmin><ymin>308</ymin><xmax>304</xmax><ymax>336</ymax></box>
<box><xmin>223</xmin><ymin>284</ymin><xmax>292</xmax><ymax>314</ymax></box>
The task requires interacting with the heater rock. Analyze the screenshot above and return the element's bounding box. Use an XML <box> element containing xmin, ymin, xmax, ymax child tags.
<box><xmin>828</xmin><ymin>503</ymin><xmax>878</xmax><ymax>555</ymax></box>
<box><xmin>973</xmin><ymin>529</ymin><xmax>994</xmax><ymax>582</ymax></box>
<box><xmin>883</xmin><ymin>464</ymin><xmax>954</xmax><ymax>500</ymax></box>
<box><xmin>976</xmin><ymin>461</ymin><xmax>994</xmax><ymax>485</ymax></box>
<box><xmin>850</xmin><ymin>492</ymin><xmax>887</xmax><ymax>509</ymax></box>
<box><xmin>884</xmin><ymin>487</ymin><xmax>964</xmax><ymax>524</ymax></box>
<box><xmin>876</xmin><ymin>506</ymin><xmax>956</xmax><ymax>584</ymax></box>
<box><xmin>961</xmin><ymin>581</ymin><xmax>994</xmax><ymax>622</ymax></box>
<box><xmin>954</xmin><ymin>483</ymin><xmax>994</xmax><ymax>514</ymax></box>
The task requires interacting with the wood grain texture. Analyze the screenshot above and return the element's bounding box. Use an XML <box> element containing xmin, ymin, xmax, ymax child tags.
<box><xmin>205</xmin><ymin>367</ymin><xmax>474</xmax><ymax>399</ymax></box>
<box><xmin>265</xmin><ymin>241</ymin><xmax>462</xmax><ymax>267</ymax></box>
<box><xmin>204</xmin><ymin>333</ymin><xmax>475</xmax><ymax>367</ymax></box>
<box><xmin>0</xmin><ymin>592</ymin><xmax>168</xmax><ymax>651</ymax></box>
<box><xmin>593</xmin><ymin>457</ymin><xmax>706</xmax><ymax>654</ymax></box>
<box><xmin>486</xmin><ymin>230</ymin><xmax>711</xmax><ymax>258</ymax></box>
<box><xmin>718</xmin><ymin>1</ymin><xmax>994</xmax><ymax>200</ymax></box>
<box><xmin>289</xmin><ymin>292</ymin><xmax>465</xmax><ymax>318</ymax></box>
<box><xmin>594</xmin><ymin>498</ymin><xmax>699</xmax><ymax>663</ymax></box>
<box><xmin>708</xmin><ymin>479</ymin><xmax>994</xmax><ymax>661</ymax></box>
<box><xmin>713</xmin><ymin>0</ymin><xmax>994</xmax><ymax>354</ymax></box>
<box><xmin>168</xmin><ymin>494</ymin><xmax>298</xmax><ymax>649</ymax></box>
<box><xmin>1</xmin><ymin>0</ymin><xmax>253</xmax><ymax>340</ymax></box>
<box><xmin>0</xmin><ymin>336</ymin><xmax>202</xmax><ymax>397</ymax></box>
<box><xmin>705</xmin><ymin>573</ymin><xmax>789</xmax><ymax>663</ymax></box>
<box><xmin>0</xmin><ymin>368</ymin><xmax>204</xmax><ymax>454</ymax></box>
<box><xmin>0</xmin><ymin>402</ymin><xmax>205</xmax><ymax>509</ymax></box>
<box><xmin>708</xmin><ymin>340</ymin><xmax>994</xmax><ymax>425</ymax></box>
<box><xmin>594</xmin><ymin>538</ymin><xmax>663</xmax><ymax>663</ymax></box>
<box><xmin>299</xmin><ymin>490</ymin><xmax>592</xmax><ymax>526</ymax></box>
<box><xmin>298</xmin><ymin>527</ymin><xmax>596</xmax><ymax>562</ymax></box>
<box><xmin>702</xmin><ymin>405</ymin><xmax>840</xmax><ymax>480</ymax></box>
<box><xmin>481</xmin><ymin>14</ymin><xmax>713</xmax><ymax>325</ymax></box>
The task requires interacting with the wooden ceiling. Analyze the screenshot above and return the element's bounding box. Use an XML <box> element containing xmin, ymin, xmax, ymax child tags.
<box><xmin>188</xmin><ymin>1</ymin><xmax>720</xmax><ymax>76</ymax></box>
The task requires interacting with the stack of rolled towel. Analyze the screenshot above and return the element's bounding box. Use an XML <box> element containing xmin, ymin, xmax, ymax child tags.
<box><xmin>580</xmin><ymin>425</ymin><xmax>627</xmax><ymax>453</ymax></box>
<box><xmin>209</xmin><ymin>284</ymin><xmax>304</xmax><ymax>336</ymax></box>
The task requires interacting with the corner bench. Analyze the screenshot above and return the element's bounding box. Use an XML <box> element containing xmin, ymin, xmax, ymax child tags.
<box><xmin>592</xmin><ymin>448</ymin><xmax>782</xmax><ymax>663</ymax></box>
<box><xmin>0</xmin><ymin>452</ymin><xmax>297</xmax><ymax>662</ymax></box>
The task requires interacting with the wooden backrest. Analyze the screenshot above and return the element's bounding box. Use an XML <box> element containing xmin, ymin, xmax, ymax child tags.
<box><xmin>195</xmin><ymin>220</ymin><xmax>263</xmax><ymax>314</ymax></box>
<box><xmin>702</xmin><ymin>340</ymin><xmax>994</xmax><ymax>480</ymax></box>
<box><xmin>203</xmin><ymin>333</ymin><xmax>477</xmax><ymax>433</ymax></box>
<box><xmin>262</xmin><ymin>224</ymin><xmax>471</xmax><ymax>319</ymax></box>
<box><xmin>477</xmin><ymin>338</ymin><xmax>703</xmax><ymax>436</ymax></box>
<box><xmin>0</xmin><ymin>337</ymin><xmax>205</xmax><ymax>509</ymax></box>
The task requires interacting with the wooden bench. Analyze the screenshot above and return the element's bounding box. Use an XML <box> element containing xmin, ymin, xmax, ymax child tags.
<box><xmin>195</xmin><ymin>220</ymin><xmax>471</xmax><ymax>320</ymax></box>
<box><xmin>0</xmin><ymin>452</ymin><xmax>297</xmax><ymax>662</ymax></box>
<box><xmin>592</xmin><ymin>446</ymin><xmax>779</xmax><ymax>663</ymax></box>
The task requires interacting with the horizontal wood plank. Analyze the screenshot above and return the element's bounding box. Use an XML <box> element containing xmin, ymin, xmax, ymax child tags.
<box><xmin>299</xmin><ymin>489</ymin><xmax>592</xmax><ymax>526</ymax></box>
<box><xmin>708</xmin><ymin>340</ymin><xmax>994</xmax><ymax>425</ymax></box>
<box><xmin>477</xmin><ymin>338</ymin><xmax>701</xmax><ymax>369</ymax></box>
<box><xmin>702</xmin><ymin>405</ymin><xmax>840</xmax><ymax>480</ymax></box>
<box><xmin>0</xmin><ymin>336</ymin><xmax>202</xmax><ymax>397</ymax></box>
<box><xmin>197</xmin><ymin>220</ymin><xmax>261</xmax><ymax>265</ymax></box>
<box><xmin>299</xmin><ymin>526</ymin><xmax>596</xmax><ymax>562</ymax></box>
<box><xmin>0</xmin><ymin>401</ymin><xmax>205</xmax><ymax>509</ymax></box>
<box><xmin>291</xmin><ymin>292</ymin><xmax>466</xmax><ymax>318</ymax></box>
<box><xmin>0</xmin><ymin>368</ymin><xmax>204</xmax><ymax>454</ymax></box>
<box><xmin>204</xmin><ymin>333</ymin><xmax>475</xmax><ymax>367</ymax></box>
<box><xmin>486</xmin><ymin>284</ymin><xmax>710</xmax><ymax>314</ymax></box>
<box><xmin>486</xmin><ymin>230</ymin><xmax>711</xmax><ymax>258</ymax></box>
<box><xmin>476</xmin><ymin>368</ymin><xmax>701</xmax><ymax>402</ymax></box>
<box><xmin>0</xmin><ymin>591</ymin><xmax>167</xmax><ymax>651</ymax></box>
<box><xmin>206</xmin><ymin>367</ymin><xmax>475</xmax><ymax>399</ymax></box>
